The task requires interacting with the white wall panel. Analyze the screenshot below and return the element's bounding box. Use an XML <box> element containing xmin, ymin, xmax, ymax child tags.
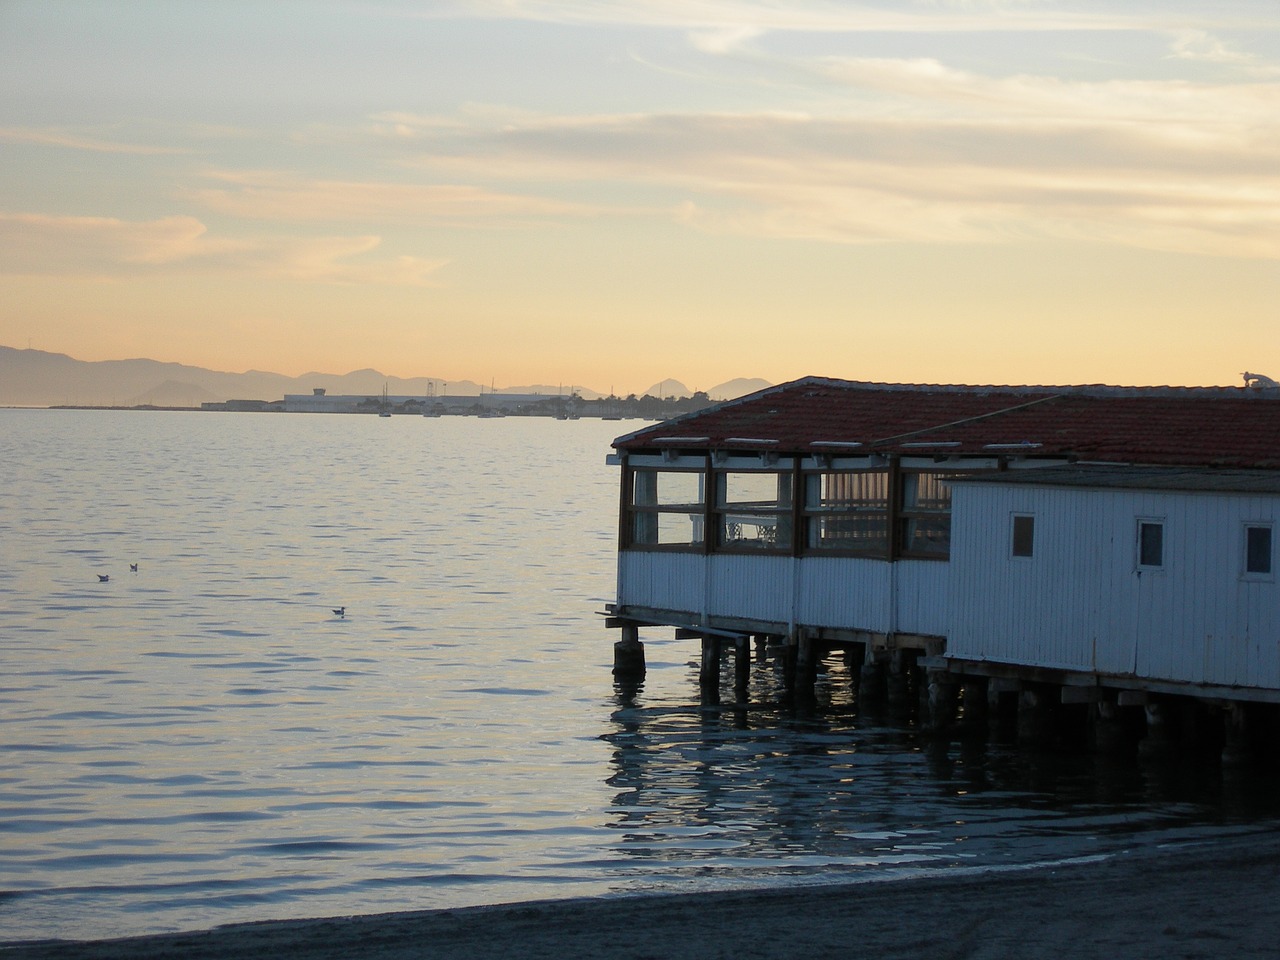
<box><xmin>707</xmin><ymin>555</ymin><xmax>794</xmax><ymax>624</ymax></box>
<box><xmin>796</xmin><ymin>558</ymin><xmax>893</xmax><ymax>634</ymax></box>
<box><xmin>894</xmin><ymin>561</ymin><xmax>950</xmax><ymax>636</ymax></box>
<box><xmin>948</xmin><ymin>483</ymin><xmax>1280</xmax><ymax>691</ymax></box>
<box><xmin>617</xmin><ymin>552</ymin><xmax>706</xmax><ymax>613</ymax></box>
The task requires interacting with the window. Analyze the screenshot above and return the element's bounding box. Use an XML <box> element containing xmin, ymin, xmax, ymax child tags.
<box><xmin>628</xmin><ymin>469</ymin><xmax>705</xmax><ymax>548</ymax></box>
<box><xmin>1137</xmin><ymin>520</ymin><xmax>1163</xmax><ymax>568</ymax></box>
<box><xmin>1011</xmin><ymin>514</ymin><xmax>1035</xmax><ymax>558</ymax></box>
<box><xmin>1246</xmin><ymin>525</ymin><xmax>1273</xmax><ymax>576</ymax></box>
<box><xmin>900</xmin><ymin>472</ymin><xmax>958</xmax><ymax>558</ymax></box>
<box><xmin>716</xmin><ymin>471</ymin><xmax>793</xmax><ymax>551</ymax></box>
<box><xmin>803</xmin><ymin>470</ymin><xmax>889</xmax><ymax>556</ymax></box>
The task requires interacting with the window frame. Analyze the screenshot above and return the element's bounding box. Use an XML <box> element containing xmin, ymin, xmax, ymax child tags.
<box><xmin>624</xmin><ymin>465</ymin><xmax>709</xmax><ymax>552</ymax></box>
<box><xmin>1136</xmin><ymin>518</ymin><xmax>1165</xmax><ymax>570</ymax></box>
<box><xmin>713</xmin><ymin>467</ymin><xmax>796</xmax><ymax>555</ymax></box>
<box><xmin>800</xmin><ymin>467</ymin><xmax>892</xmax><ymax>559</ymax></box>
<box><xmin>1011</xmin><ymin>513</ymin><xmax>1035</xmax><ymax>559</ymax></box>
<box><xmin>897</xmin><ymin>469</ymin><xmax>960</xmax><ymax>560</ymax></box>
<box><xmin>1243</xmin><ymin>522</ymin><xmax>1274</xmax><ymax>580</ymax></box>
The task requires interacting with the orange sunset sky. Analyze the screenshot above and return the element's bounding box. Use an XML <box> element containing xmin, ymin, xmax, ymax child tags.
<box><xmin>2</xmin><ymin>1</ymin><xmax>1278</xmax><ymax>395</ymax></box>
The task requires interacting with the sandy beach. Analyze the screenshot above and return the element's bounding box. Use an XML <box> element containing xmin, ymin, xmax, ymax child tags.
<box><xmin>6</xmin><ymin>832</ymin><xmax>1280</xmax><ymax>960</ymax></box>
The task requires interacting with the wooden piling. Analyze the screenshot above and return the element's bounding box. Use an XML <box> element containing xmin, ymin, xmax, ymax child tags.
<box><xmin>733</xmin><ymin>636</ymin><xmax>751</xmax><ymax>694</ymax></box>
<box><xmin>1137</xmin><ymin>700</ymin><xmax>1177</xmax><ymax>760</ymax></box>
<box><xmin>612</xmin><ymin>624</ymin><xmax>646</xmax><ymax>679</ymax></box>
<box><xmin>1016</xmin><ymin>686</ymin><xmax>1053</xmax><ymax>746</ymax></box>
<box><xmin>925</xmin><ymin>669</ymin><xmax>959</xmax><ymax>734</ymax></box>
<box><xmin>959</xmin><ymin>677</ymin><xmax>988</xmax><ymax>732</ymax></box>
<box><xmin>858</xmin><ymin>654</ymin><xmax>887</xmax><ymax>709</ymax></box>
<box><xmin>1092</xmin><ymin>698</ymin><xmax>1131</xmax><ymax>756</ymax></box>
<box><xmin>699</xmin><ymin>635</ymin><xmax>721</xmax><ymax>698</ymax></box>
<box><xmin>1222</xmin><ymin>702</ymin><xmax>1250</xmax><ymax>767</ymax></box>
<box><xmin>886</xmin><ymin>649</ymin><xmax>915</xmax><ymax>715</ymax></box>
<box><xmin>794</xmin><ymin>632</ymin><xmax>818</xmax><ymax>704</ymax></box>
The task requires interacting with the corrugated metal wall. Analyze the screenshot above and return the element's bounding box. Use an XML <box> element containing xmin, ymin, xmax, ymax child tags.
<box><xmin>618</xmin><ymin>552</ymin><xmax>949</xmax><ymax>637</ymax></box>
<box><xmin>948</xmin><ymin>484</ymin><xmax>1280</xmax><ymax>689</ymax></box>
<box><xmin>618</xmin><ymin>552</ymin><xmax>706</xmax><ymax>614</ymax></box>
<box><xmin>796</xmin><ymin>557</ymin><xmax>892</xmax><ymax>633</ymax></box>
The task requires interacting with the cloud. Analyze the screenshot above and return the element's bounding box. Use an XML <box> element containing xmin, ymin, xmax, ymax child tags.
<box><xmin>1168</xmin><ymin>29</ymin><xmax>1280</xmax><ymax>78</ymax></box>
<box><xmin>365</xmin><ymin>45</ymin><xmax>1280</xmax><ymax>258</ymax></box>
<box><xmin>0</xmin><ymin>127</ymin><xmax>191</xmax><ymax>155</ymax></box>
<box><xmin>186</xmin><ymin>171</ymin><xmax>598</xmax><ymax>224</ymax></box>
<box><xmin>420</xmin><ymin>0</ymin><xmax>1146</xmax><ymax>35</ymax></box>
<box><xmin>0</xmin><ymin>213</ymin><xmax>449</xmax><ymax>285</ymax></box>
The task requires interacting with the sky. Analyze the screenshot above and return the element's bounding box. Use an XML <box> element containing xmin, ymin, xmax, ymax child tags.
<box><xmin>2</xmin><ymin>1</ymin><xmax>1278</xmax><ymax>394</ymax></box>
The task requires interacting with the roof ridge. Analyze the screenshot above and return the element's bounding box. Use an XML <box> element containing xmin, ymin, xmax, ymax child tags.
<box><xmin>797</xmin><ymin>378</ymin><xmax>1277</xmax><ymax>398</ymax></box>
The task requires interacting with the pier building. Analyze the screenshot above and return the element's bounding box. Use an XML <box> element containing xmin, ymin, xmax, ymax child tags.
<box><xmin>605</xmin><ymin>376</ymin><xmax>1280</xmax><ymax>759</ymax></box>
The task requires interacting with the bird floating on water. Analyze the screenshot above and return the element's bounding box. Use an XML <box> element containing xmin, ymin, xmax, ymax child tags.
<box><xmin>97</xmin><ymin>574</ymin><xmax>109</xmax><ymax>582</ymax></box>
<box><xmin>130</xmin><ymin>563</ymin><xmax>138</xmax><ymax>572</ymax></box>
<box><xmin>332</xmin><ymin>606</ymin><xmax>346</xmax><ymax>618</ymax></box>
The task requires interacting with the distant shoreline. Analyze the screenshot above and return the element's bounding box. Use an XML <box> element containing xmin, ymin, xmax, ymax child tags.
<box><xmin>6</xmin><ymin>831</ymin><xmax>1280</xmax><ymax>959</ymax></box>
<box><xmin>10</xmin><ymin>401</ymin><xmax>688</xmax><ymax>419</ymax></box>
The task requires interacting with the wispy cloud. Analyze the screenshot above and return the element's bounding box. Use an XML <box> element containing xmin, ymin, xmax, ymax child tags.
<box><xmin>410</xmin><ymin>1</ymin><xmax>1264</xmax><ymax>47</ymax></box>
<box><xmin>0</xmin><ymin>213</ymin><xmax>449</xmax><ymax>285</ymax></box>
<box><xmin>1168</xmin><ymin>29</ymin><xmax>1280</xmax><ymax>78</ymax></box>
<box><xmin>422</xmin><ymin>0</ymin><xmax>1142</xmax><ymax>32</ymax></box>
<box><xmin>377</xmin><ymin>90</ymin><xmax>1280</xmax><ymax>257</ymax></box>
<box><xmin>0</xmin><ymin>127</ymin><xmax>191</xmax><ymax>155</ymax></box>
<box><xmin>186</xmin><ymin>171</ymin><xmax>599</xmax><ymax>224</ymax></box>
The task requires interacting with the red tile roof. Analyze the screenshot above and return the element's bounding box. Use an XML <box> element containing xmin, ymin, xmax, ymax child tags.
<box><xmin>612</xmin><ymin>377</ymin><xmax>1280</xmax><ymax>469</ymax></box>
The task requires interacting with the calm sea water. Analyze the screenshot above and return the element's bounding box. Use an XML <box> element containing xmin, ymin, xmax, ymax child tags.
<box><xmin>2</xmin><ymin>409</ymin><xmax>1278</xmax><ymax>943</ymax></box>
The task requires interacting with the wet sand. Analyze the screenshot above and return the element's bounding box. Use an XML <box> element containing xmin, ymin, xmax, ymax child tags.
<box><xmin>5</xmin><ymin>833</ymin><xmax>1280</xmax><ymax>960</ymax></box>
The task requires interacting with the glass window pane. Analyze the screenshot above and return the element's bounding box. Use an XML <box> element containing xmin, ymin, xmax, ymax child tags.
<box><xmin>807</xmin><ymin>471</ymin><xmax>888</xmax><ymax>511</ymax></box>
<box><xmin>903</xmin><ymin>473</ymin><xmax>953</xmax><ymax>511</ymax></box>
<box><xmin>720</xmin><ymin>513</ymin><xmax>790</xmax><ymax>548</ymax></box>
<box><xmin>719</xmin><ymin>472</ymin><xmax>791</xmax><ymax>509</ymax></box>
<box><xmin>632</xmin><ymin>470</ymin><xmax>704</xmax><ymax>508</ymax></box>
<box><xmin>808</xmin><ymin>514</ymin><xmax>889</xmax><ymax>552</ymax></box>
<box><xmin>1247</xmin><ymin>526</ymin><xmax>1272</xmax><ymax>574</ymax></box>
<box><xmin>1012</xmin><ymin>515</ymin><xmax>1034</xmax><ymax>558</ymax></box>
<box><xmin>632</xmin><ymin>510</ymin><xmax>658</xmax><ymax>544</ymax></box>
<box><xmin>632</xmin><ymin>511</ymin><xmax>705</xmax><ymax>546</ymax></box>
<box><xmin>1139</xmin><ymin>522</ymin><xmax>1163</xmax><ymax>567</ymax></box>
<box><xmin>905</xmin><ymin>517</ymin><xmax>951</xmax><ymax>556</ymax></box>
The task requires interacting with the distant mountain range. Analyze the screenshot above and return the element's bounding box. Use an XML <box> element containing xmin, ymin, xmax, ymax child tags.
<box><xmin>0</xmin><ymin>346</ymin><xmax>771</xmax><ymax>408</ymax></box>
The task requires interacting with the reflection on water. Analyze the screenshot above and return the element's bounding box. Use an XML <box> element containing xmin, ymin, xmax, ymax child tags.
<box><xmin>1</xmin><ymin>410</ymin><xmax>1278</xmax><ymax>943</ymax></box>
<box><xmin>605</xmin><ymin>661</ymin><xmax>1280</xmax><ymax>893</ymax></box>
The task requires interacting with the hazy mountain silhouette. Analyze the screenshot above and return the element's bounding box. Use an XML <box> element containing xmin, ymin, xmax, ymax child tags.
<box><xmin>639</xmin><ymin>377</ymin><xmax>771</xmax><ymax>400</ymax></box>
<box><xmin>0</xmin><ymin>345</ymin><xmax>769</xmax><ymax>407</ymax></box>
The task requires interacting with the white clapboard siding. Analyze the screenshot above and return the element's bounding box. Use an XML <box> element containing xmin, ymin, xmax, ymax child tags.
<box><xmin>948</xmin><ymin>482</ymin><xmax>1280</xmax><ymax>690</ymax></box>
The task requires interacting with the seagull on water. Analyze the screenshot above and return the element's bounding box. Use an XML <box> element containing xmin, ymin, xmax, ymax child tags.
<box><xmin>130</xmin><ymin>563</ymin><xmax>138</xmax><ymax>572</ymax></box>
<box><xmin>97</xmin><ymin>574</ymin><xmax>109</xmax><ymax>582</ymax></box>
<box><xmin>332</xmin><ymin>606</ymin><xmax>346</xmax><ymax>618</ymax></box>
